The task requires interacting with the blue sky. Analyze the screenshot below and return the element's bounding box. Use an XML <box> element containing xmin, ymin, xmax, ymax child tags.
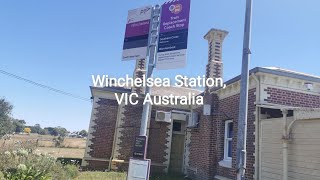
<box><xmin>0</xmin><ymin>0</ymin><xmax>319</xmax><ymax>131</ymax></box>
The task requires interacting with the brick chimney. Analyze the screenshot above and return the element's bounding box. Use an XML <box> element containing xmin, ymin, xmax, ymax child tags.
<box><xmin>204</xmin><ymin>29</ymin><xmax>228</xmax><ymax>93</ymax></box>
<box><xmin>132</xmin><ymin>59</ymin><xmax>146</xmax><ymax>94</ymax></box>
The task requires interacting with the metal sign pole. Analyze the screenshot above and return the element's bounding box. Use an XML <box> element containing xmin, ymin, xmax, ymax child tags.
<box><xmin>128</xmin><ymin>5</ymin><xmax>160</xmax><ymax>180</ymax></box>
<box><xmin>236</xmin><ymin>0</ymin><xmax>253</xmax><ymax>179</ymax></box>
<box><xmin>140</xmin><ymin>4</ymin><xmax>161</xmax><ymax>136</ymax></box>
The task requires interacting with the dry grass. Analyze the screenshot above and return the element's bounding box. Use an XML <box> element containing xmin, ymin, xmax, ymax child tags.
<box><xmin>75</xmin><ymin>172</ymin><xmax>186</xmax><ymax>180</ymax></box>
<box><xmin>63</xmin><ymin>138</ymin><xmax>86</xmax><ymax>149</ymax></box>
<box><xmin>0</xmin><ymin>133</ymin><xmax>86</xmax><ymax>148</ymax></box>
<box><xmin>1</xmin><ymin>133</ymin><xmax>86</xmax><ymax>158</ymax></box>
<box><xmin>37</xmin><ymin>147</ymin><xmax>85</xmax><ymax>158</ymax></box>
<box><xmin>75</xmin><ymin>172</ymin><xmax>127</xmax><ymax>180</ymax></box>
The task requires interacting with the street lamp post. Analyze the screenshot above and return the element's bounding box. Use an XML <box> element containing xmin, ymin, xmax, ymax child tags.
<box><xmin>236</xmin><ymin>0</ymin><xmax>253</xmax><ymax>179</ymax></box>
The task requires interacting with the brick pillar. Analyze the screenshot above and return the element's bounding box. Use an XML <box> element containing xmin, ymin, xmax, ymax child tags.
<box><xmin>132</xmin><ymin>59</ymin><xmax>146</xmax><ymax>94</ymax></box>
<box><xmin>189</xmin><ymin>29</ymin><xmax>228</xmax><ymax>180</ymax></box>
<box><xmin>204</xmin><ymin>29</ymin><xmax>228</xmax><ymax>95</ymax></box>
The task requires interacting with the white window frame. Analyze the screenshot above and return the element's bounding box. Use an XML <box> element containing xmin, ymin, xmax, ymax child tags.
<box><xmin>224</xmin><ymin>120</ymin><xmax>233</xmax><ymax>161</ymax></box>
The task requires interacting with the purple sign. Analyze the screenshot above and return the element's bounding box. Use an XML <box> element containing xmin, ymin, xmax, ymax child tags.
<box><xmin>159</xmin><ymin>0</ymin><xmax>191</xmax><ymax>33</ymax></box>
<box><xmin>122</xmin><ymin>6</ymin><xmax>152</xmax><ymax>61</ymax></box>
<box><xmin>125</xmin><ymin>20</ymin><xmax>150</xmax><ymax>38</ymax></box>
<box><xmin>157</xmin><ymin>0</ymin><xmax>191</xmax><ymax>70</ymax></box>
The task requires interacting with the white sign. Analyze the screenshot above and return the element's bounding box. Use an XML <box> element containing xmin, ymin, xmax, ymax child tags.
<box><xmin>127</xmin><ymin>158</ymin><xmax>151</xmax><ymax>180</ymax></box>
<box><xmin>122</xmin><ymin>6</ymin><xmax>152</xmax><ymax>61</ymax></box>
<box><xmin>157</xmin><ymin>49</ymin><xmax>187</xmax><ymax>69</ymax></box>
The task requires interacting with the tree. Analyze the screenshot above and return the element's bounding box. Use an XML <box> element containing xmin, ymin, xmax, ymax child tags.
<box><xmin>24</xmin><ymin>127</ymin><xmax>31</xmax><ymax>134</ymax></box>
<box><xmin>31</xmin><ymin>124</ymin><xmax>42</xmax><ymax>134</ymax></box>
<box><xmin>78</xmin><ymin>130</ymin><xmax>88</xmax><ymax>137</ymax></box>
<box><xmin>54</xmin><ymin>126</ymin><xmax>68</xmax><ymax>137</ymax></box>
<box><xmin>51</xmin><ymin>128</ymin><xmax>59</xmax><ymax>136</ymax></box>
<box><xmin>0</xmin><ymin>98</ymin><xmax>14</xmax><ymax>137</ymax></box>
<box><xmin>44</xmin><ymin>127</ymin><xmax>55</xmax><ymax>135</ymax></box>
<box><xmin>38</xmin><ymin>128</ymin><xmax>48</xmax><ymax>135</ymax></box>
<box><xmin>12</xmin><ymin>119</ymin><xmax>26</xmax><ymax>133</ymax></box>
<box><xmin>45</xmin><ymin>126</ymin><xmax>68</xmax><ymax>137</ymax></box>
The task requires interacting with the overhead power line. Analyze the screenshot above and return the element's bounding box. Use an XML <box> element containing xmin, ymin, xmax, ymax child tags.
<box><xmin>0</xmin><ymin>69</ymin><xmax>91</xmax><ymax>102</ymax></box>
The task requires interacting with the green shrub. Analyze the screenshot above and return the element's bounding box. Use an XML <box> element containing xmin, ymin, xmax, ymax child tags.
<box><xmin>64</xmin><ymin>165</ymin><xmax>79</xmax><ymax>178</ymax></box>
<box><xmin>0</xmin><ymin>148</ymin><xmax>79</xmax><ymax>180</ymax></box>
<box><xmin>0</xmin><ymin>171</ymin><xmax>4</xmax><ymax>179</ymax></box>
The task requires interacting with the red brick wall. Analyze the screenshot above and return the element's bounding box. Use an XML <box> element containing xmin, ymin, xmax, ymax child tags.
<box><xmin>187</xmin><ymin>94</ymin><xmax>218</xmax><ymax>180</ymax></box>
<box><xmin>117</xmin><ymin>101</ymin><xmax>143</xmax><ymax>162</ymax></box>
<box><xmin>188</xmin><ymin>87</ymin><xmax>320</xmax><ymax>180</ymax></box>
<box><xmin>215</xmin><ymin>88</ymin><xmax>256</xmax><ymax>180</ymax></box>
<box><xmin>187</xmin><ymin>112</ymin><xmax>215</xmax><ymax>180</ymax></box>
<box><xmin>147</xmin><ymin>107</ymin><xmax>173</xmax><ymax>164</ymax></box>
<box><xmin>86</xmin><ymin>98</ymin><xmax>119</xmax><ymax>170</ymax></box>
<box><xmin>85</xmin><ymin>94</ymin><xmax>190</xmax><ymax>173</ymax></box>
<box><xmin>119</xmin><ymin>104</ymin><xmax>171</xmax><ymax>163</ymax></box>
<box><xmin>85</xmin><ymin>86</ymin><xmax>320</xmax><ymax>176</ymax></box>
<box><xmin>117</xmin><ymin>102</ymin><xmax>185</xmax><ymax>173</ymax></box>
<box><xmin>188</xmin><ymin>89</ymin><xmax>256</xmax><ymax>180</ymax></box>
<box><xmin>265</xmin><ymin>87</ymin><xmax>320</xmax><ymax>108</ymax></box>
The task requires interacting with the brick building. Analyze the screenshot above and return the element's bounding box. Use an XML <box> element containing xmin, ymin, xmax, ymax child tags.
<box><xmin>82</xmin><ymin>29</ymin><xmax>320</xmax><ymax>180</ymax></box>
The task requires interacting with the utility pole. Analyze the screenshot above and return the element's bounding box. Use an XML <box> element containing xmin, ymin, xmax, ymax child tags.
<box><xmin>139</xmin><ymin>5</ymin><xmax>161</xmax><ymax>136</ymax></box>
<box><xmin>236</xmin><ymin>0</ymin><xmax>253</xmax><ymax>179</ymax></box>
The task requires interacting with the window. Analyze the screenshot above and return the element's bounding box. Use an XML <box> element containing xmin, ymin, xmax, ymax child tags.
<box><xmin>173</xmin><ymin>121</ymin><xmax>182</xmax><ymax>132</ymax></box>
<box><xmin>219</xmin><ymin>120</ymin><xmax>233</xmax><ymax>168</ymax></box>
<box><xmin>224</xmin><ymin>120</ymin><xmax>233</xmax><ymax>160</ymax></box>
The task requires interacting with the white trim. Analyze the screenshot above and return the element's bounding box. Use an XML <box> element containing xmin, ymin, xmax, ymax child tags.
<box><xmin>181</xmin><ymin>131</ymin><xmax>186</xmax><ymax>173</ymax></box>
<box><xmin>216</xmin><ymin>77</ymin><xmax>257</xmax><ymax>100</ymax></box>
<box><xmin>183</xmin><ymin>129</ymin><xmax>192</xmax><ymax>174</ymax></box>
<box><xmin>172</xmin><ymin>113</ymin><xmax>188</xmax><ymax>121</ymax></box>
<box><xmin>253</xmin><ymin>73</ymin><xmax>260</xmax><ymax>180</ymax></box>
<box><xmin>171</xmin><ymin>110</ymin><xmax>192</xmax><ymax>115</ymax></box>
<box><xmin>224</xmin><ymin>120</ymin><xmax>233</xmax><ymax>161</ymax></box>
<box><xmin>164</xmin><ymin>119</ymin><xmax>174</xmax><ymax>173</ymax></box>
<box><xmin>218</xmin><ymin>159</ymin><xmax>232</xmax><ymax>168</ymax></box>
<box><xmin>113</xmin><ymin>103</ymin><xmax>125</xmax><ymax>160</ymax></box>
<box><xmin>258</xmin><ymin>72</ymin><xmax>320</xmax><ymax>96</ymax></box>
<box><xmin>82</xmin><ymin>97</ymin><xmax>99</xmax><ymax>167</ymax></box>
<box><xmin>214</xmin><ymin>175</ymin><xmax>232</xmax><ymax>180</ymax></box>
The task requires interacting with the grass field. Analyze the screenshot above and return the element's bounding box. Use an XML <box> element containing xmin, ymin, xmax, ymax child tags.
<box><xmin>1</xmin><ymin>134</ymin><xmax>186</xmax><ymax>180</ymax></box>
<box><xmin>75</xmin><ymin>172</ymin><xmax>127</xmax><ymax>180</ymax></box>
<box><xmin>0</xmin><ymin>133</ymin><xmax>86</xmax><ymax>158</ymax></box>
<box><xmin>75</xmin><ymin>172</ymin><xmax>185</xmax><ymax>180</ymax></box>
<box><xmin>37</xmin><ymin>147</ymin><xmax>85</xmax><ymax>158</ymax></box>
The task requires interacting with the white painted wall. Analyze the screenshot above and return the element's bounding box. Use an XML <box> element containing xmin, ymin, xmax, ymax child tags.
<box><xmin>260</xmin><ymin>117</ymin><xmax>320</xmax><ymax>180</ymax></box>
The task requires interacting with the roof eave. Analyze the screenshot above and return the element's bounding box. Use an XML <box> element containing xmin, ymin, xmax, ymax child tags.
<box><xmin>210</xmin><ymin>67</ymin><xmax>320</xmax><ymax>93</ymax></box>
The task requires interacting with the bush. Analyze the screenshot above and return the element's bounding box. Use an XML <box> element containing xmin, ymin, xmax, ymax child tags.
<box><xmin>64</xmin><ymin>165</ymin><xmax>79</xmax><ymax>178</ymax></box>
<box><xmin>0</xmin><ymin>148</ymin><xmax>79</xmax><ymax>180</ymax></box>
<box><xmin>0</xmin><ymin>171</ymin><xmax>4</xmax><ymax>179</ymax></box>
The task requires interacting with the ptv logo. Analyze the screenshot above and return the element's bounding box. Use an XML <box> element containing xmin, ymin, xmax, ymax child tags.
<box><xmin>169</xmin><ymin>4</ymin><xmax>182</xmax><ymax>14</ymax></box>
<box><xmin>127</xmin><ymin>7</ymin><xmax>151</xmax><ymax>24</ymax></box>
<box><xmin>140</xmin><ymin>7</ymin><xmax>151</xmax><ymax>15</ymax></box>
